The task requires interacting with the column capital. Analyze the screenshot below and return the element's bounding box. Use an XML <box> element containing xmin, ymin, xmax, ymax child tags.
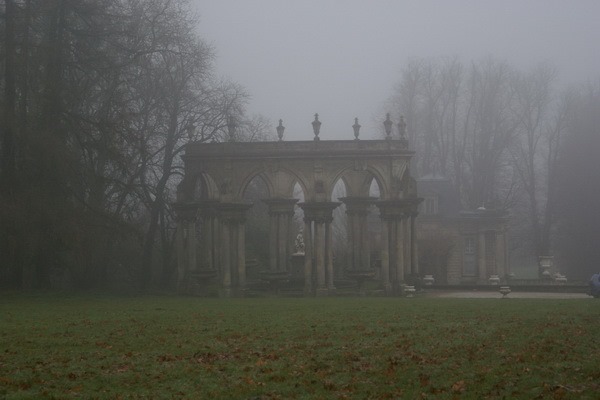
<box><xmin>263</xmin><ymin>197</ymin><xmax>298</xmax><ymax>216</ymax></box>
<box><xmin>339</xmin><ymin>196</ymin><xmax>377</xmax><ymax>216</ymax></box>
<box><xmin>299</xmin><ymin>201</ymin><xmax>340</xmax><ymax>224</ymax></box>
<box><xmin>196</xmin><ymin>200</ymin><xmax>220</xmax><ymax>218</ymax></box>
<box><xmin>376</xmin><ymin>198</ymin><xmax>422</xmax><ymax>220</ymax></box>
<box><xmin>217</xmin><ymin>202</ymin><xmax>253</xmax><ymax>223</ymax></box>
<box><xmin>172</xmin><ymin>202</ymin><xmax>199</xmax><ymax>222</ymax></box>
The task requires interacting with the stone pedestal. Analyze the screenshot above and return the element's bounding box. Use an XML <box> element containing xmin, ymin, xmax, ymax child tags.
<box><xmin>538</xmin><ymin>256</ymin><xmax>554</xmax><ymax>280</ymax></box>
<box><xmin>290</xmin><ymin>253</ymin><xmax>305</xmax><ymax>283</ymax></box>
<box><xmin>423</xmin><ymin>275</ymin><xmax>435</xmax><ymax>286</ymax></box>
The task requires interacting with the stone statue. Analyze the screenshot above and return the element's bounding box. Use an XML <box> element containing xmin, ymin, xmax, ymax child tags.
<box><xmin>294</xmin><ymin>229</ymin><xmax>305</xmax><ymax>254</ymax></box>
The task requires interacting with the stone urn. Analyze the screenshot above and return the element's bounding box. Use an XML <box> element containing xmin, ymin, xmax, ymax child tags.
<box><xmin>423</xmin><ymin>275</ymin><xmax>435</xmax><ymax>286</ymax></box>
<box><xmin>538</xmin><ymin>256</ymin><xmax>554</xmax><ymax>279</ymax></box>
<box><xmin>554</xmin><ymin>273</ymin><xmax>567</xmax><ymax>284</ymax></box>
<box><xmin>499</xmin><ymin>286</ymin><xmax>511</xmax><ymax>298</ymax></box>
<box><xmin>488</xmin><ymin>274</ymin><xmax>500</xmax><ymax>285</ymax></box>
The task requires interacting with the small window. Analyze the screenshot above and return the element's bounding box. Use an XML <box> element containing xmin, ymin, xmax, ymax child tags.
<box><xmin>463</xmin><ymin>236</ymin><xmax>477</xmax><ymax>276</ymax></box>
<box><xmin>464</xmin><ymin>237</ymin><xmax>476</xmax><ymax>254</ymax></box>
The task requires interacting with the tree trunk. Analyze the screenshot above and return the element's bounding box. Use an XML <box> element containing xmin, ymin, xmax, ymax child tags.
<box><xmin>2</xmin><ymin>0</ymin><xmax>17</xmax><ymax>190</ymax></box>
<box><xmin>140</xmin><ymin>97</ymin><xmax>181</xmax><ymax>291</ymax></box>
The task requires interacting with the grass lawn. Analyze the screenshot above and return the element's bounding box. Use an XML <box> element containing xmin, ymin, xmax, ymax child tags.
<box><xmin>0</xmin><ymin>294</ymin><xmax>598</xmax><ymax>399</ymax></box>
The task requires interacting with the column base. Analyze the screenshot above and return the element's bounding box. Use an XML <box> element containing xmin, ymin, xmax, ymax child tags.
<box><xmin>219</xmin><ymin>287</ymin><xmax>233</xmax><ymax>298</ymax></box>
<box><xmin>382</xmin><ymin>283</ymin><xmax>393</xmax><ymax>296</ymax></box>
<box><xmin>315</xmin><ymin>287</ymin><xmax>329</xmax><ymax>297</ymax></box>
<box><xmin>391</xmin><ymin>281</ymin><xmax>404</xmax><ymax>296</ymax></box>
<box><xmin>232</xmin><ymin>287</ymin><xmax>247</xmax><ymax>298</ymax></box>
<box><xmin>304</xmin><ymin>285</ymin><xmax>313</xmax><ymax>297</ymax></box>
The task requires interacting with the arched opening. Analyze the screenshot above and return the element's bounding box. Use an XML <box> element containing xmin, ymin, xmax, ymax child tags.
<box><xmin>333</xmin><ymin>173</ymin><xmax>384</xmax><ymax>289</ymax></box>
<box><xmin>242</xmin><ymin>175</ymin><xmax>270</xmax><ymax>281</ymax></box>
<box><xmin>331</xmin><ymin>178</ymin><xmax>348</xmax><ymax>279</ymax></box>
<box><xmin>367</xmin><ymin>177</ymin><xmax>383</xmax><ymax>277</ymax></box>
<box><xmin>192</xmin><ymin>172</ymin><xmax>219</xmax><ymax>200</ymax></box>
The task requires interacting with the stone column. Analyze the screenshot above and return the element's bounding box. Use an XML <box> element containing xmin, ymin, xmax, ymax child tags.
<box><xmin>237</xmin><ymin>222</ymin><xmax>246</xmax><ymax>288</ymax></box>
<box><xmin>173</xmin><ymin>203</ymin><xmax>200</xmax><ymax>291</ymax></box>
<box><xmin>404</xmin><ymin>213</ymin><xmax>411</xmax><ymax>276</ymax></box>
<box><xmin>410</xmin><ymin>212</ymin><xmax>419</xmax><ymax>276</ymax></box>
<box><xmin>220</xmin><ymin>219</ymin><xmax>231</xmax><ymax>295</ymax></box>
<box><xmin>175</xmin><ymin>218</ymin><xmax>186</xmax><ymax>287</ymax></box>
<box><xmin>287</xmin><ymin>212</ymin><xmax>295</xmax><ymax>272</ymax></box>
<box><xmin>278</xmin><ymin>213</ymin><xmax>287</xmax><ymax>271</ymax></box>
<box><xmin>380</xmin><ymin>218</ymin><xmax>391</xmax><ymax>293</ymax></box>
<box><xmin>314</xmin><ymin>219</ymin><xmax>326</xmax><ymax>294</ymax></box>
<box><xmin>299</xmin><ymin>202</ymin><xmax>340</xmax><ymax>296</ymax></box>
<box><xmin>326</xmin><ymin>220</ymin><xmax>335</xmax><ymax>290</ymax></box>
<box><xmin>303</xmin><ymin>218</ymin><xmax>313</xmax><ymax>295</ymax></box>
<box><xmin>395</xmin><ymin>216</ymin><xmax>404</xmax><ymax>283</ymax></box>
<box><xmin>340</xmin><ymin>197</ymin><xmax>373</xmax><ymax>271</ymax></box>
<box><xmin>217</xmin><ymin>202</ymin><xmax>252</xmax><ymax>297</ymax></box>
<box><xmin>269</xmin><ymin>213</ymin><xmax>278</xmax><ymax>272</ymax></box>
<box><xmin>376</xmin><ymin>199</ymin><xmax>421</xmax><ymax>295</ymax></box>
<box><xmin>478</xmin><ymin>231</ymin><xmax>486</xmax><ymax>283</ymax></box>
<box><xmin>196</xmin><ymin>201</ymin><xmax>219</xmax><ymax>272</ymax></box>
<box><xmin>495</xmin><ymin>229</ymin><xmax>506</xmax><ymax>278</ymax></box>
<box><xmin>264</xmin><ymin>198</ymin><xmax>298</xmax><ymax>273</ymax></box>
<box><xmin>360</xmin><ymin>211</ymin><xmax>370</xmax><ymax>271</ymax></box>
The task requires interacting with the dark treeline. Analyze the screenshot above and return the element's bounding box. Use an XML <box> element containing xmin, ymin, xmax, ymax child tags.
<box><xmin>389</xmin><ymin>57</ymin><xmax>600</xmax><ymax>279</ymax></box>
<box><xmin>1</xmin><ymin>2</ymin><xmax>598</xmax><ymax>290</ymax></box>
<box><xmin>0</xmin><ymin>0</ymin><xmax>269</xmax><ymax>291</ymax></box>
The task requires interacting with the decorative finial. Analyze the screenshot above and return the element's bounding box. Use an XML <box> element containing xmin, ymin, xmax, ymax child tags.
<box><xmin>276</xmin><ymin>119</ymin><xmax>285</xmax><ymax>141</ymax></box>
<box><xmin>383</xmin><ymin>113</ymin><xmax>392</xmax><ymax>140</ymax></box>
<box><xmin>398</xmin><ymin>115</ymin><xmax>407</xmax><ymax>139</ymax></box>
<box><xmin>312</xmin><ymin>113</ymin><xmax>321</xmax><ymax>141</ymax></box>
<box><xmin>227</xmin><ymin>115</ymin><xmax>236</xmax><ymax>142</ymax></box>
<box><xmin>352</xmin><ymin>117</ymin><xmax>361</xmax><ymax>140</ymax></box>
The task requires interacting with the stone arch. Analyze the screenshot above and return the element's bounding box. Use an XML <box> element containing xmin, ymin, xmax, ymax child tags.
<box><xmin>368</xmin><ymin>177</ymin><xmax>383</xmax><ymax>198</ymax></box>
<box><xmin>196</xmin><ymin>172</ymin><xmax>220</xmax><ymax>200</ymax></box>
<box><xmin>272</xmin><ymin>166</ymin><xmax>310</xmax><ymax>199</ymax></box>
<box><xmin>237</xmin><ymin>168</ymin><xmax>274</xmax><ymax>200</ymax></box>
<box><xmin>330</xmin><ymin>175</ymin><xmax>349</xmax><ymax>201</ymax></box>
<box><xmin>178</xmin><ymin>171</ymin><xmax>220</xmax><ymax>202</ymax></box>
<box><xmin>328</xmin><ymin>164</ymin><xmax>388</xmax><ymax>199</ymax></box>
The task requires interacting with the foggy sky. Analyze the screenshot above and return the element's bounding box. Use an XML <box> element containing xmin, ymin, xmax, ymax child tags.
<box><xmin>193</xmin><ymin>0</ymin><xmax>600</xmax><ymax>140</ymax></box>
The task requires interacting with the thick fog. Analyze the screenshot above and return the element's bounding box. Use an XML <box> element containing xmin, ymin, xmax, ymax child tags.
<box><xmin>194</xmin><ymin>0</ymin><xmax>600</xmax><ymax>140</ymax></box>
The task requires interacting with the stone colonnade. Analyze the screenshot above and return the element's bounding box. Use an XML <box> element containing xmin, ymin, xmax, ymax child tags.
<box><xmin>176</xmin><ymin>197</ymin><xmax>420</xmax><ymax>296</ymax></box>
<box><xmin>175</xmin><ymin>201</ymin><xmax>251</xmax><ymax>296</ymax></box>
<box><xmin>175</xmin><ymin>137</ymin><xmax>418</xmax><ymax>296</ymax></box>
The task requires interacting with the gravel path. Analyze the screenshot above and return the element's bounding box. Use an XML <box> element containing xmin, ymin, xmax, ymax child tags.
<box><xmin>425</xmin><ymin>291</ymin><xmax>590</xmax><ymax>299</ymax></box>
